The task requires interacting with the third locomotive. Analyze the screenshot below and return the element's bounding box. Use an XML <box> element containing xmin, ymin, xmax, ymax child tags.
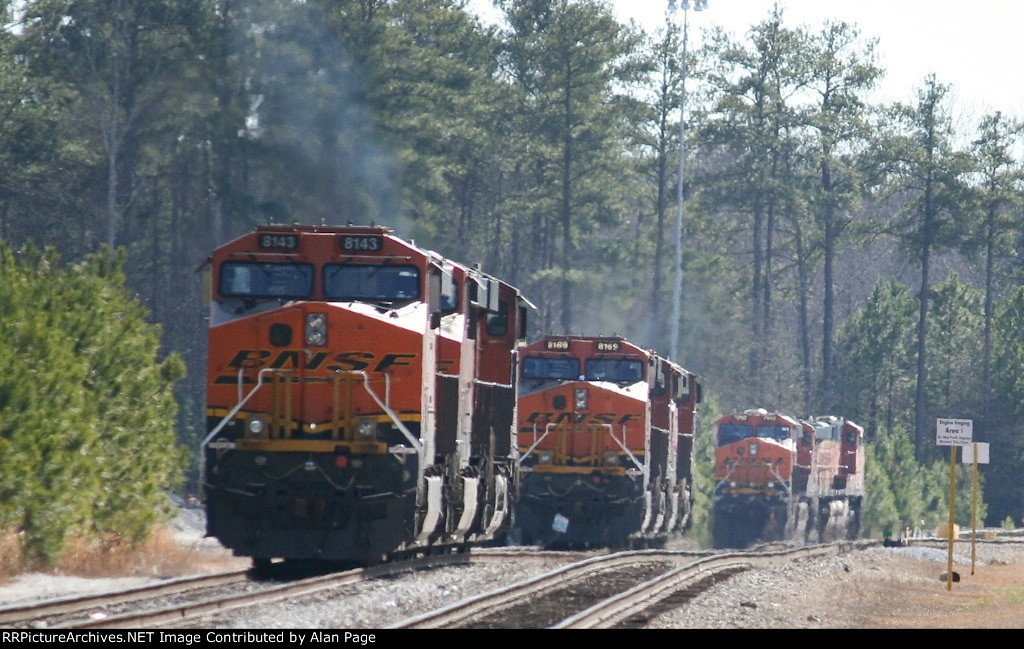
<box><xmin>711</xmin><ymin>408</ymin><xmax>865</xmax><ymax>549</ymax></box>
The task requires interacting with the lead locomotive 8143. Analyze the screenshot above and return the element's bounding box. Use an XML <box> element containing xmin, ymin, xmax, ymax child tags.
<box><xmin>200</xmin><ymin>224</ymin><xmax>532</xmax><ymax>569</ymax></box>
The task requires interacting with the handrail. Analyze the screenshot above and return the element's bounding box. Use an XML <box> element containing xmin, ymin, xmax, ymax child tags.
<box><xmin>518</xmin><ymin>422</ymin><xmax>647</xmax><ymax>477</ymax></box>
<box><xmin>608</xmin><ymin>424</ymin><xmax>646</xmax><ymax>476</ymax></box>
<box><xmin>199</xmin><ymin>367</ymin><xmax>278</xmax><ymax>489</ymax></box>
<box><xmin>518</xmin><ymin>423</ymin><xmax>554</xmax><ymax>464</ymax></box>
<box><xmin>202</xmin><ymin>367</ymin><xmax>277</xmax><ymax>447</ymax></box>
<box><xmin>351</xmin><ymin>370</ymin><xmax>422</xmax><ymax>454</ymax></box>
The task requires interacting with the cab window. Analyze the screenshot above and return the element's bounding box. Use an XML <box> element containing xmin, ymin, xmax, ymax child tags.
<box><xmin>324</xmin><ymin>264</ymin><xmax>420</xmax><ymax>301</ymax></box>
<box><xmin>219</xmin><ymin>262</ymin><xmax>313</xmax><ymax>299</ymax></box>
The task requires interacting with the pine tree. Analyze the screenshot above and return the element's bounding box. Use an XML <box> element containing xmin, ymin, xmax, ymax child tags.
<box><xmin>0</xmin><ymin>242</ymin><xmax>186</xmax><ymax>566</ymax></box>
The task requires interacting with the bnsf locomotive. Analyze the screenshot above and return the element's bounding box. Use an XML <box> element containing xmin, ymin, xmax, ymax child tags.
<box><xmin>200</xmin><ymin>224</ymin><xmax>532</xmax><ymax>569</ymax></box>
<box><xmin>512</xmin><ymin>335</ymin><xmax>702</xmax><ymax>549</ymax></box>
<box><xmin>711</xmin><ymin>408</ymin><xmax>865</xmax><ymax>549</ymax></box>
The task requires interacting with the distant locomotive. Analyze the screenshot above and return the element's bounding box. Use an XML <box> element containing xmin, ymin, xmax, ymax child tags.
<box><xmin>200</xmin><ymin>224</ymin><xmax>532</xmax><ymax>569</ymax></box>
<box><xmin>711</xmin><ymin>408</ymin><xmax>865</xmax><ymax>549</ymax></box>
<box><xmin>512</xmin><ymin>335</ymin><xmax>702</xmax><ymax>549</ymax></box>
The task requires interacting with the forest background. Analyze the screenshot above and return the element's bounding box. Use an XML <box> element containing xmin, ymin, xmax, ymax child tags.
<box><xmin>0</xmin><ymin>0</ymin><xmax>1021</xmax><ymax>566</ymax></box>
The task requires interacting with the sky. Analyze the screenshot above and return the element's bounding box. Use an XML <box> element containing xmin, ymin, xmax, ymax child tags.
<box><xmin>469</xmin><ymin>0</ymin><xmax>1024</xmax><ymax>122</ymax></box>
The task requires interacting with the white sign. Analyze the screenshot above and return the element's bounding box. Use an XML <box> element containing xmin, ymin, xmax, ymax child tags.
<box><xmin>936</xmin><ymin>418</ymin><xmax>973</xmax><ymax>446</ymax></box>
<box><xmin>552</xmin><ymin>513</ymin><xmax>569</xmax><ymax>534</ymax></box>
<box><xmin>962</xmin><ymin>442</ymin><xmax>990</xmax><ymax>464</ymax></box>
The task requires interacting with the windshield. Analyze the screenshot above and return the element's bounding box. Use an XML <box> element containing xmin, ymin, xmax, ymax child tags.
<box><xmin>324</xmin><ymin>264</ymin><xmax>420</xmax><ymax>301</ymax></box>
<box><xmin>584</xmin><ymin>358</ymin><xmax>644</xmax><ymax>382</ymax></box>
<box><xmin>756</xmin><ymin>424</ymin><xmax>791</xmax><ymax>441</ymax></box>
<box><xmin>219</xmin><ymin>262</ymin><xmax>314</xmax><ymax>299</ymax></box>
<box><xmin>718</xmin><ymin>423</ymin><xmax>753</xmax><ymax>446</ymax></box>
<box><xmin>521</xmin><ymin>356</ymin><xmax>580</xmax><ymax>381</ymax></box>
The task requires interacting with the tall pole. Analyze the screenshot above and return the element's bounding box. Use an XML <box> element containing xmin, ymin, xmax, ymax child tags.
<box><xmin>668</xmin><ymin>0</ymin><xmax>705</xmax><ymax>362</ymax></box>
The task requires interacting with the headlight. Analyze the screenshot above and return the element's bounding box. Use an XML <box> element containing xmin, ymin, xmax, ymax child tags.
<box><xmin>537</xmin><ymin>450</ymin><xmax>554</xmax><ymax>464</ymax></box>
<box><xmin>574</xmin><ymin>388</ymin><xmax>588</xmax><ymax>410</ymax></box>
<box><xmin>306</xmin><ymin>313</ymin><xmax>327</xmax><ymax>346</ymax></box>
<box><xmin>247</xmin><ymin>416</ymin><xmax>267</xmax><ymax>436</ymax></box>
<box><xmin>356</xmin><ymin>418</ymin><xmax>375</xmax><ymax>439</ymax></box>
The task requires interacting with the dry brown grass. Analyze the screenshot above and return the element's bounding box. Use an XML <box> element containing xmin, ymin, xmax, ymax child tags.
<box><xmin>0</xmin><ymin>525</ymin><xmax>248</xmax><ymax>585</ymax></box>
<box><xmin>0</xmin><ymin>530</ymin><xmax>24</xmax><ymax>580</ymax></box>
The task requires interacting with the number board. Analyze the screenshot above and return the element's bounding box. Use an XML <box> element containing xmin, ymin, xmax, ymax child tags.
<box><xmin>545</xmin><ymin>340</ymin><xmax>569</xmax><ymax>351</ymax></box>
<box><xmin>340</xmin><ymin>235</ymin><xmax>383</xmax><ymax>252</ymax></box>
<box><xmin>596</xmin><ymin>341</ymin><xmax>620</xmax><ymax>352</ymax></box>
<box><xmin>258</xmin><ymin>233</ymin><xmax>299</xmax><ymax>250</ymax></box>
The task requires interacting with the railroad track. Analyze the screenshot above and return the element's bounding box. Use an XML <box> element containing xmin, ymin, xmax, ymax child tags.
<box><xmin>9</xmin><ymin>535</ymin><xmax>1016</xmax><ymax>630</ymax></box>
<box><xmin>0</xmin><ymin>569</ymin><xmax>251</xmax><ymax>628</ymax></box>
<box><xmin>388</xmin><ymin>541</ymin><xmax>878</xmax><ymax>629</ymax></box>
<box><xmin>0</xmin><ymin>548</ymin><xmax>587</xmax><ymax>629</ymax></box>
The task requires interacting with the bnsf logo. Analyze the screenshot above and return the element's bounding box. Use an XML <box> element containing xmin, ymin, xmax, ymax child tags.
<box><xmin>522</xmin><ymin>411</ymin><xmax>639</xmax><ymax>426</ymax></box>
<box><xmin>224</xmin><ymin>349</ymin><xmax>418</xmax><ymax>372</ymax></box>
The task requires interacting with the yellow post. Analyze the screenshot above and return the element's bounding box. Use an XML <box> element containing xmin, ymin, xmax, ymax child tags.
<box><xmin>946</xmin><ymin>445</ymin><xmax>956</xmax><ymax>591</ymax></box>
<box><xmin>971</xmin><ymin>442</ymin><xmax>978</xmax><ymax>576</ymax></box>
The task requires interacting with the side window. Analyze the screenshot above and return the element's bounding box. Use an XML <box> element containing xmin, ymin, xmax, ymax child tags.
<box><xmin>651</xmin><ymin>362</ymin><xmax>666</xmax><ymax>396</ymax></box>
<box><xmin>486</xmin><ymin>300</ymin><xmax>508</xmax><ymax>336</ymax></box>
<box><xmin>675</xmin><ymin>373</ymin><xmax>690</xmax><ymax>400</ymax></box>
<box><xmin>440</xmin><ymin>273</ymin><xmax>458</xmax><ymax>313</ymax></box>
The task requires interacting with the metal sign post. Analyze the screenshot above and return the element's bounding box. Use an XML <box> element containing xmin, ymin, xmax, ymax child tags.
<box><xmin>936</xmin><ymin>418</ymin><xmax>972</xmax><ymax>591</ymax></box>
<box><xmin>962</xmin><ymin>442</ymin><xmax>990</xmax><ymax>575</ymax></box>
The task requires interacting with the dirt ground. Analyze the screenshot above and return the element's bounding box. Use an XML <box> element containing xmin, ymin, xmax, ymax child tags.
<box><xmin>647</xmin><ymin>538</ymin><xmax>1024</xmax><ymax>629</ymax></box>
<box><xmin>754</xmin><ymin>543</ymin><xmax>1024</xmax><ymax>629</ymax></box>
<box><xmin>848</xmin><ymin>551</ymin><xmax>1024</xmax><ymax>628</ymax></box>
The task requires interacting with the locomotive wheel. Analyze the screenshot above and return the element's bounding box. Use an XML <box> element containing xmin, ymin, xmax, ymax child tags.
<box><xmin>761</xmin><ymin>509</ymin><xmax>786</xmax><ymax>541</ymax></box>
<box><xmin>844</xmin><ymin>498</ymin><xmax>862</xmax><ymax>539</ymax></box>
<box><xmin>791</xmin><ymin>502</ymin><xmax>810</xmax><ymax>543</ymax></box>
<box><xmin>818</xmin><ymin>504</ymin><xmax>835</xmax><ymax>542</ymax></box>
<box><xmin>677</xmin><ymin>486</ymin><xmax>692</xmax><ymax>532</ymax></box>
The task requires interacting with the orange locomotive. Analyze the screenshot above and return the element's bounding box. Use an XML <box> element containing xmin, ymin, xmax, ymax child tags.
<box><xmin>200</xmin><ymin>224</ymin><xmax>532</xmax><ymax>568</ymax></box>
<box><xmin>711</xmin><ymin>408</ymin><xmax>865</xmax><ymax>549</ymax></box>
<box><xmin>513</xmin><ymin>335</ymin><xmax>702</xmax><ymax>549</ymax></box>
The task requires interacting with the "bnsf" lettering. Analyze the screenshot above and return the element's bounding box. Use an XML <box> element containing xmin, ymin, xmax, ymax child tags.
<box><xmin>522</xmin><ymin>411</ymin><xmax>639</xmax><ymax>426</ymax></box>
<box><xmin>225</xmin><ymin>349</ymin><xmax>417</xmax><ymax>372</ymax></box>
